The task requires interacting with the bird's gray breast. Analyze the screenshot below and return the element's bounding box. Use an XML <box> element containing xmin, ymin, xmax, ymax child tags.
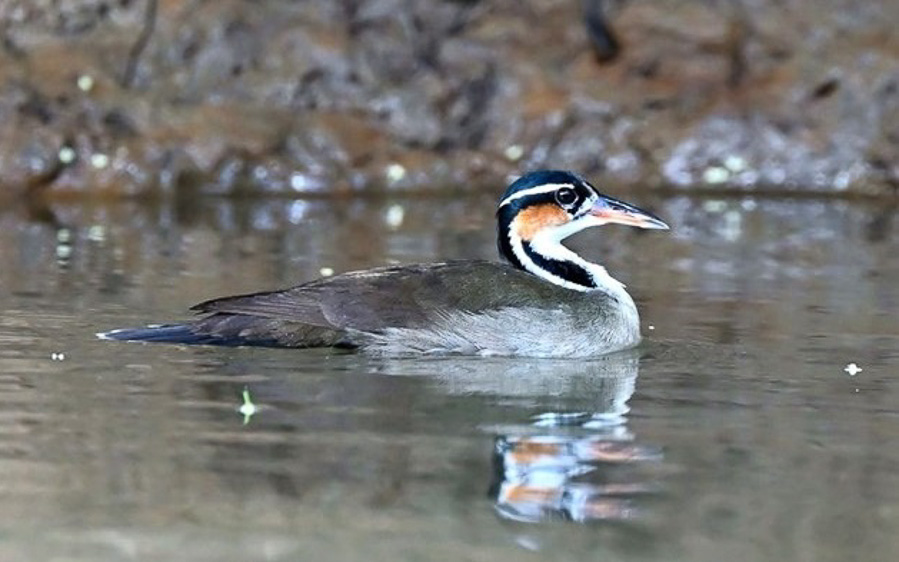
<box><xmin>349</xmin><ymin>262</ymin><xmax>641</xmax><ymax>357</ymax></box>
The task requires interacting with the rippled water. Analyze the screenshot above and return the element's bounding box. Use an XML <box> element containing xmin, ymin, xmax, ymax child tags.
<box><xmin>0</xmin><ymin>193</ymin><xmax>897</xmax><ymax>561</ymax></box>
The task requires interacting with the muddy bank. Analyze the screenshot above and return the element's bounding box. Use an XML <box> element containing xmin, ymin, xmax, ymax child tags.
<box><xmin>2</xmin><ymin>0</ymin><xmax>899</xmax><ymax>197</ymax></box>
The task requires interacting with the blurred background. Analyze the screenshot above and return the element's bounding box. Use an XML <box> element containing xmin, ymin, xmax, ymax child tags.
<box><xmin>2</xmin><ymin>0</ymin><xmax>899</xmax><ymax>197</ymax></box>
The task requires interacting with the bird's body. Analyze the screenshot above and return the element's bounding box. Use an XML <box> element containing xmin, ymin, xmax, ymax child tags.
<box><xmin>100</xmin><ymin>170</ymin><xmax>667</xmax><ymax>357</ymax></box>
<box><xmin>117</xmin><ymin>261</ymin><xmax>637</xmax><ymax>357</ymax></box>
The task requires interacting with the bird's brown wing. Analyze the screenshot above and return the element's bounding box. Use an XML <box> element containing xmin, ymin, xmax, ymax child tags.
<box><xmin>190</xmin><ymin>260</ymin><xmax>569</xmax><ymax>333</ymax></box>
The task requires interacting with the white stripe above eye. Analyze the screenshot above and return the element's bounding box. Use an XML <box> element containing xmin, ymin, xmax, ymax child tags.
<box><xmin>497</xmin><ymin>183</ymin><xmax>576</xmax><ymax>209</ymax></box>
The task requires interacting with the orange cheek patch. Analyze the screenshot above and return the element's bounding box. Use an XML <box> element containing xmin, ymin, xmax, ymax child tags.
<box><xmin>512</xmin><ymin>204</ymin><xmax>570</xmax><ymax>241</ymax></box>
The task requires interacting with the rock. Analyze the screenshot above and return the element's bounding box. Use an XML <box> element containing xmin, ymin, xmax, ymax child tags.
<box><xmin>0</xmin><ymin>0</ymin><xmax>898</xmax><ymax>197</ymax></box>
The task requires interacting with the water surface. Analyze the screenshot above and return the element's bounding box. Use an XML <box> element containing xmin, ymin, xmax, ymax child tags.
<box><xmin>0</xmin><ymin>193</ymin><xmax>897</xmax><ymax>561</ymax></box>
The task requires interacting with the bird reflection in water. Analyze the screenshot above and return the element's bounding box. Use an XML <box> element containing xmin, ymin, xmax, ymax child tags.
<box><xmin>177</xmin><ymin>344</ymin><xmax>664</xmax><ymax>527</ymax></box>
<box><xmin>487</xmin><ymin>350</ymin><xmax>664</xmax><ymax>523</ymax></box>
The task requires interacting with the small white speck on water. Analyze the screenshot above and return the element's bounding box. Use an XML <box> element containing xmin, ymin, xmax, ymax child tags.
<box><xmin>77</xmin><ymin>74</ymin><xmax>95</xmax><ymax>92</ymax></box>
<box><xmin>58</xmin><ymin>146</ymin><xmax>76</xmax><ymax>164</ymax></box>
<box><xmin>844</xmin><ymin>363</ymin><xmax>863</xmax><ymax>376</ymax></box>
<box><xmin>504</xmin><ymin>145</ymin><xmax>524</xmax><ymax>162</ymax></box>
<box><xmin>239</xmin><ymin>387</ymin><xmax>258</xmax><ymax>424</ymax></box>
<box><xmin>56</xmin><ymin>245</ymin><xmax>72</xmax><ymax>260</ymax></box>
<box><xmin>385</xmin><ymin>163</ymin><xmax>406</xmax><ymax>183</ymax></box>
<box><xmin>56</xmin><ymin>228</ymin><xmax>72</xmax><ymax>244</ymax></box>
<box><xmin>319</xmin><ymin>267</ymin><xmax>334</xmax><ymax>277</ymax></box>
<box><xmin>385</xmin><ymin>204</ymin><xmax>405</xmax><ymax>229</ymax></box>
<box><xmin>648</xmin><ymin>325</ymin><xmax>655</xmax><ymax>330</ymax></box>
<box><xmin>51</xmin><ymin>352</ymin><xmax>66</xmax><ymax>361</ymax></box>
<box><xmin>239</xmin><ymin>401</ymin><xmax>256</xmax><ymax>417</ymax></box>
<box><xmin>90</xmin><ymin>153</ymin><xmax>110</xmax><ymax>169</ymax></box>
<box><xmin>125</xmin><ymin>364</ymin><xmax>153</xmax><ymax>371</ymax></box>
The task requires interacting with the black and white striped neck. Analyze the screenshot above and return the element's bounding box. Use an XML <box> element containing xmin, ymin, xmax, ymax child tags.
<box><xmin>497</xmin><ymin>222</ymin><xmax>626</xmax><ymax>295</ymax></box>
<box><xmin>519</xmin><ymin>240</ymin><xmax>596</xmax><ymax>289</ymax></box>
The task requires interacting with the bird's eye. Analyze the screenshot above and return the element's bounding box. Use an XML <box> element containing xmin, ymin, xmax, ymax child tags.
<box><xmin>555</xmin><ymin>187</ymin><xmax>578</xmax><ymax>207</ymax></box>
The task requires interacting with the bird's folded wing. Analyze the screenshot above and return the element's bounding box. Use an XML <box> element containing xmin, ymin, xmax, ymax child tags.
<box><xmin>189</xmin><ymin>261</ymin><xmax>569</xmax><ymax>334</ymax></box>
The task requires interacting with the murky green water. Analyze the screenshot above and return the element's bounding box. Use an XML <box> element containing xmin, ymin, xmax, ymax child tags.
<box><xmin>0</xmin><ymin>193</ymin><xmax>897</xmax><ymax>561</ymax></box>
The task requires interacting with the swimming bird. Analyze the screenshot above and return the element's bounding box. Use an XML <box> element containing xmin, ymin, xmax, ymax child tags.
<box><xmin>99</xmin><ymin>170</ymin><xmax>668</xmax><ymax>357</ymax></box>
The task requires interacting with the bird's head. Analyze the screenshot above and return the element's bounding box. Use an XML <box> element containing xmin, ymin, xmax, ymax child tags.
<box><xmin>497</xmin><ymin>170</ymin><xmax>668</xmax><ymax>291</ymax></box>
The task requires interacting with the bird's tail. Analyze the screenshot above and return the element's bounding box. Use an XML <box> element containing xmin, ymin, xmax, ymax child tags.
<box><xmin>96</xmin><ymin>316</ymin><xmax>291</xmax><ymax>347</ymax></box>
<box><xmin>97</xmin><ymin>324</ymin><xmax>231</xmax><ymax>346</ymax></box>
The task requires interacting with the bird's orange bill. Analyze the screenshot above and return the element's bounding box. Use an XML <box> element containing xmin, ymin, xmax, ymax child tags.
<box><xmin>589</xmin><ymin>196</ymin><xmax>669</xmax><ymax>230</ymax></box>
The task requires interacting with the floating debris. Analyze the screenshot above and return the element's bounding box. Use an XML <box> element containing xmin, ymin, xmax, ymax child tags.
<box><xmin>647</xmin><ymin>325</ymin><xmax>655</xmax><ymax>331</ymax></box>
<box><xmin>239</xmin><ymin>387</ymin><xmax>257</xmax><ymax>425</ymax></box>
<box><xmin>319</xmin><ymin>267</ymin><xmax>334</xmax><ymax>277</ymax></box>
<box><xmin>844</xmin><ymin>363</ymin><xmax>862</xmax><ymax>376</ymax></box>
<box><xmin>51</xmin><ymin>352</ymin><xmax>66</xmax><ymax>361</ymax></box>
